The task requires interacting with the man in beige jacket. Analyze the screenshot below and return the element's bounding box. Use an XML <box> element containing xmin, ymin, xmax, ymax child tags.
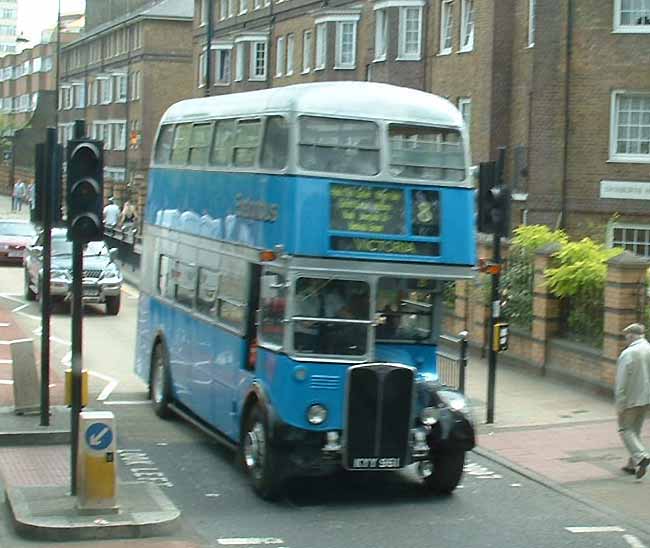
<box><xmin>616</xmin><ymin>323</ymin><xmax>650</xmax><ymax>479</ymax></box>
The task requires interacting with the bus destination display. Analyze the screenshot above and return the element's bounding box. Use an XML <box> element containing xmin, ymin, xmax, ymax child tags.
<box><xmin>330</xmin><ymin>183</ymin><xmax>405</xmax><ymax>234</ymax></box>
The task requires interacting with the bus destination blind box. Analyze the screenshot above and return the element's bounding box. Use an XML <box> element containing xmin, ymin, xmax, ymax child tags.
<box><xmin>66</xmin><ymin>140</ymin><xmax>104</xmax><ymax>243</ymax></box>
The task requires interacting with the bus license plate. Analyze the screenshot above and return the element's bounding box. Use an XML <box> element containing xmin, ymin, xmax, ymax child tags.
<box><xmin>351</xmin><ymin>458</ymin><xmax>401</xmax><ymax>469</ymax></box>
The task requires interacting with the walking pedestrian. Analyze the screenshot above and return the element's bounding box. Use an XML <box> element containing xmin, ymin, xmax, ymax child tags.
<box><xmin>15</xmin><ymin>179</ymin><xmax>26</xmax><ymax>211</ymax></box>
<box><xmin>11</xmin><ymin>180</ymin><xmax>18</xmax><ymax>211</ymax></box>
<box><xmin>615</xmin><ymin>323</ymin><xmax>650</xmax><ymax>479</ymax></box>
<box><xmin>103</xmin><ymin>197</ymin><xmax>120</xmax><ymax>227</ymax></box>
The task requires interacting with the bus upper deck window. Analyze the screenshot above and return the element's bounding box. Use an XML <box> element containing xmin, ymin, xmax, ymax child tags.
<box><xmin>155</xmin><ymin>125</ymin><xmax>174</xmax><ymax>165</ymax></box>
<box><xmin>298</xmin><ymin>116</ymin><xmax>380</xmax><ymax>176</ymax></box>
<box><xmin>261</xmin><ymin>116</ymin><xmax>289</xmax><ymax>170</ymax></box>
<box><xmin>388</xmin><ymin>124</ymin><xmax>465</xmax><ymax>182</ymax></box>
<box><xmin>170</xmin><ymin>123</ymin><xmax>192</xmax><ymax>165</ymax></box>
<box><xmin>233</xmin><ymin>119</ymin><xmax>262</xmax><ymax>167</ymax></box>
<box><xmin>211</xmin><ymin>119</ymin><xmax>235</xmax><ymax>166</ymax></box>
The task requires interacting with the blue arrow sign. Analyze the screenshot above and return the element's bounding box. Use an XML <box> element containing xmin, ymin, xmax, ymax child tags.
<box><xmin>85</xmin><ymin>422</ymin><xmax>113</xmax><ymax>451</ymax></box>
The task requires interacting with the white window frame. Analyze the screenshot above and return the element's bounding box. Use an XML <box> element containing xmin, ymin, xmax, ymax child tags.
<box><xmin>214</xmin><ymin>45</ymin><xmax>233</xmax><ymax>85</ymax></box>
<box><xmin>240</xmin><ymin>0</ymin><xmax>248</xmax><ymax>15</ymax></box>
<box><xmin>458</xmin><ymin>97</ymin><xmax>471</xmax><ymax>131</ymax></box>
<box><xmin>220</xmin><ymin>0</ymin><xmax>228</xmax><ymax>20</ymax></box>
<box><xmin>198</xmin><ymin>50</ymin><xmax>208</xmax><ymax>87</ymax></box>
<box><xmin>250</xmin><ymin>40</ymin><xmax>268</xmax><ymax>81</ymax></box>
<box><xmin>286</xmin><ymin>33</ymin><xmax>295</xmax><ymax>76</ymax></box>
<box><xmin>302</xmin><ymin>30</ymin><xmax>313</xmax><ymax>73</ymax></box>
<box><xmin>440</xmin><ymin>0</ymin><xmax>454</xmax><ymax>55</ymax></box>
<box><xmin>315</xmin><ymin>23</ymin><xmax>327</xmax><ymax>70</ymax></box>
<box><xmin>398</xmin><ymin>6</ymin><xmax>423</xmax><ymax>60</ymax></box>
<box><xmin>199</xmin><ymin>0</ymin><xmax>208</xmax><ymax>25</ymax></box>
<box><xmin>114</xmin><ymin>73</ymin><xmax>128</xmax><ymax>103</ymax></box>
<box><xmin>235</xmin><ymin>42</ymin><xmax>245</xmax><ymax>81</ymax></box>
<box><xmin>276</xmin><ymin>36</ymin><xmax>285</xmax><ymax>77</ymax></box>
<box><xmin>528</xmin><ymin>0</ymin><xmax>536</xmax><ymax>46</ymax></box>
<box><xmin>254</xmin><ymin>0</ymin><xmax>262</xmax><ymax>9</ymax></box>
<box><xmin>374</xmin><ymin>9</ymin><xmax>387</xmax><ymax>61</ymax></box>
<box><xmin>609</xmin><ymin>90</ymin><xmax>650</xmax><ymax>164</ymax></box>
<box><xmin>72</xmin><ymin>82</ymin><xmax>85</xmax><ymax>109</ymax></box>
<box><xmin>609</xmin><ymin>222</ymin><xmax>650</xmax><ymax>257</ymax></box>
<box><xmin>460</xmin><ymin>0</ymin><xmax>474</xmax><ymax>52</ymax></box>
<box><xmin>614</xmin><ymin>0</ymin><xmax>650</xmax><ymax>33</ymax></box>
<box><xmin>97</xmin><ymin>76</ymin><xmax>113</xmax><ymax>104</ymax></box>
<box><xmin>335</xmin><ymin>20</ymin><xmax>358</xmax><ymax>69</ymax></box>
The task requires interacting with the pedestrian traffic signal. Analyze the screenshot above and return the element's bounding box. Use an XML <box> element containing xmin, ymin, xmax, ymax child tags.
<box><xmin>66</xmin><ymin>140</ymin><xmax>104</xmax><ymax>243</ymax></box>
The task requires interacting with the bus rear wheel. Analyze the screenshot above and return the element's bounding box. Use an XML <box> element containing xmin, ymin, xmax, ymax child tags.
<box><xmin>420</xmin><ymin>451</ymin><xmax>465</xmax><ymax>495</ymax></box>
<box><xmin>151</xmin><ymin>343</ymin><xmax>172</xmax><ymax>419</ymax></box>
<box><xmin>241</xmin><ymin>404</ymin><xmax>283</xmax><ymax>500</ymax></box>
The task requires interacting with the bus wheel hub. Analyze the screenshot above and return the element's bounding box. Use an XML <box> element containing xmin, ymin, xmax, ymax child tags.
<box><xmin>244</xmin><ymin>423</ymin><xmax>266</xmax><ymax>473</ymax></box>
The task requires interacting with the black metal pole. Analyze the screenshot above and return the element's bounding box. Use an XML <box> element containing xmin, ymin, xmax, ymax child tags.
<box><xmin>204</xmin><ymin>0</ymin><xmax>214</xmax><ymax>95</ymax></box>
<box><xmin>39</xmin><ymin>129</ymin><xmax>56</xmax><ymax>426</ymax></box>
<box><xmin>459</xmin><ymin>331</ymin><xmax>468</xmax><ymax>396</ymax></box>
<box><xmin>69</xmin><ymin>120</ymin><xmax>85</xmax><ymax>496</ymax></box>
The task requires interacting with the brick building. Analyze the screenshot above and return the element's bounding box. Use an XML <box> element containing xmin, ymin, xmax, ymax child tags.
<box><xmin>0</xmin><ymin>0</ymin><xmax>16</xmax><ymax>56</ymax></box>
<box><xmin>192</xmin><ymin>0</ymin><xmax>650</xmax><ymax>256</ymax></box>
<box><xmin>58</xmin><ymin>0</ymin><xmax>193</xmax><ymax>216</ymax></box>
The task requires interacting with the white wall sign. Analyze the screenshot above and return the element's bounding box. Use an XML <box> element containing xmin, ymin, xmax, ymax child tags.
<box><xmin>600</xmin><ymin>180</ymin><xmax>650</xmax><ymax>200</ymax></box>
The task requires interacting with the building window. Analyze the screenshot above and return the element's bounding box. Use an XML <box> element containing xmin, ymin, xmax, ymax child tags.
<box><xmin>98</xmin><ymin>77</ymin><xmax>113</xmax><ymax>104</ymax></box>
<box><xmin>336</xmin><ymin>21</ymin><xmax>356</xmax><ymax>69</ymax></box>
<box><xmin>31</xmin><ymin>92</ymin><xmax>38</xmax><ymax>111</ymax></box>
<box><xmin>615</xmin><ymin>0</ymin><xmax>650</xmax><ymax>31</ymax></box>
<box><xmin>528</xmin><ymin>0</ymin><xmax>536</xmax><ymax>46</ymax></box>
<box><xmin>254</xmin><ymin>0</ymin><xmax>261</xmax><ymax>9</ymax></box>
<box><xmin>610</xmin><ymin>223</ymin><xmax>650</xmax><ymax>257</ymax></box>
<box><xmin>216</xmin><ymin>48</ymin><xmax>232</xmax><ymax>84</ymax></box>
<box><xmin>250</xmin><ymin>41</ymin><xmax>267</xmax><ymax>80</ymax></box>
<box><xmin>375</xmin><ymin>9</ymin><xmax>387</xmax><ymax>61</ymax></box>
<box><xmin>302</xmin><ymin>30</ymin><xmax>312</xmax><ymax>72</ymax></box>
<box><xmin>440</xmin><ymin>0</ymin><xmax>454</xmax><ymax>54</ymax></box>
<box><xmin>198</xmin><ymin>51</ymin><xmax>207</xmax><ymax>87</ymax></box>
<box><xmin>235</xmin><ymin>42</ymin><xmax>245</xmax><ymax>81</ymax></box>
<box><xmin>315</xmin><ymin>23</ymin><xmax>327</xmax><ymax>69</ymax></box>
<box><xmin>114</xmin><ymin>74</ymin><xmax>127</xmax><ymax>102</ymax></box>
<box><xmin>286</xmin><ymin>34</ymin><xmax>295</xmax><ymax>76</ymax></box>
<box><xmin>199</xmin><ymin>0</ymin><xmax>209</xmax><ymax>25</ymax></box>
<box><xmin>611</xmin><ymin>92</ymin><xmax>650</xmax><ymax>162</ymax></box>
<box><xmin>220</xmin><ymin>0</ymin><xmax>228</xmax><ymax>19</ymax></box>
<box><xmin>458</xmin><ymin>97</ymin><xmax>471</xmax><ymax>131</ymax></box>
<box><xmin>275</xmin><ymin>36</ymin><xmax>285</xmax><ymax>77</ymax></box>
<box><xmin>61</xmin><ymin>86</ymin><xmax>72</xmax><ymax>110</ymax></box>
<box><xmin>240</xmin><ymin>0</ymin><xmax>248</xmax><ymax>14</ymax></box>
<box><xmin>73</xmin><ymin>83</ymin><xmax>85</xmax><ymax>109</ymax></box>
<box><xmin>399</xmin><ymin>7</ymin><xmax>422</xmax><ymax>59</ymax></box>
<box><xmin>130</xmin><ymin>71</ymin><xmax>141</xmax><ymax>100</ymax></box>
<box><xmin>460</xmin><ymin>0</ymin><xmax>474</xmax><ymax>51</ymax></box>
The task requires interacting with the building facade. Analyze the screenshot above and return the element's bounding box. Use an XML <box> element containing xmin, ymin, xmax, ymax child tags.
<box><xmin>0</xmin><ymin>0</ymin><xmax>16</xmax><ymax>56</ymax></box>
<box><xmin>59</xmin><ymin>0</ymin><xmax>194</xmax><ymax>216</ymax></box>
<box><xmin>192</xmin><ymin>0</ymin><xmax>650</xmax><ymax>256</ymax></box>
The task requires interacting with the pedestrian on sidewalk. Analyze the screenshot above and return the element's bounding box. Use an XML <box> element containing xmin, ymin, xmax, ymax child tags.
<box><xmin>615</xmin><ymin>322</ymin><xmax>650</xmax><ymax>479</ymax></box>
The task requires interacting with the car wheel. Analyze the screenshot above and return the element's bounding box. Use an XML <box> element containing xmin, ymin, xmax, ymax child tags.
<box><xmin>420</xmin><ymin>451</ymin><xmax>466</xmax><ymax>495</ymax></box>
<box><xmin>105</xmin><ymin>294</ymin><xmax>121</xmax><ymax>316</ymax></box>
<box><xmin>24</xmin><ymin>270</ymin><xmax>35</xmax><ymax>301</ymax></box>
<box><xmin>240</xmin><ymin>403</ymin><xmax>284</xmax><ymax>500</ymax></box>
<box><xmin>151</xmin><ymin>342</ymin><xmax>172</xmax><ymax>419</ymax></box>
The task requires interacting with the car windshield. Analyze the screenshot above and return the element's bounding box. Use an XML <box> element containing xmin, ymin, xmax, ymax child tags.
<box><xmin>51</xmin><ymin>238</ymin><xmax>107</xmax><ymax>257</ymax></box>
<box><xmin>0</xmin><ymin>221</ymin><xmax>35</xmax><ymax>237</ymax></box>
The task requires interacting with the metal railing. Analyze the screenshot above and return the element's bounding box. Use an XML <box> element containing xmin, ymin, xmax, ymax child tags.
<box><xmin>436</xmin><ymin>331</ymin><xmax>469</xmax><ymax>394</ymax></box>
<box><xmin>104</xmin><ymin>226</ymin><xmax>142</xmax><ymax>273</ymax></box>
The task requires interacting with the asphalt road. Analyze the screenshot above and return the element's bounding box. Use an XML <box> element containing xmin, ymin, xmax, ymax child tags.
<box><xmin>1</xmin><ymin>263</ymin><xmax>649</xmax><ymax>548</ymax></box>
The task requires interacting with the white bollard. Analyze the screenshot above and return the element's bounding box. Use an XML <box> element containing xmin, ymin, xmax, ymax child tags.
<box><xmin>10</xmin><ymin>338</ymin><xmax>39</xmax><ymax>415</ymax></box>
<box><xmin>77</xmin><ymin>411</ymin><xmax>119</xmax><ymax>513</ymax></box>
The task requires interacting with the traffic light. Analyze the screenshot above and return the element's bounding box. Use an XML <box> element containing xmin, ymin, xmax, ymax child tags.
<box><xmin>477</xmin><ymin>161</ymin><xmax>511</xmax><ymax>236</ymax></box>
<box><xmin>66</xmin><ymin>140</ymin><xmax>104</xmax><ymax>243</ymax></box>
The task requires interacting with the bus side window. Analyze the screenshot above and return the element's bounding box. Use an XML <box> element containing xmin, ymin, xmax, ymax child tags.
<box><xmin>197</xmin><ymin>267</ymin><xmax>219</xmax><ymax>316</ymax></box>
<box><xmin>158</xmin><ymin>255</ymin><xmax>174</xmax><ymax>299</ymax></box>
<box><xmin>174</xmin><ymin>261</ymin><xmax>196</xmax><ymax>309</ymax></box>
<box><xmin>188</xmin><ymin>123</ymin><xmax>214</xmax><ymax>166</ymax></box>
<box><xmin>260</xmin><ymin>116</ymin><xmax>289</xmax><ymax>170</ymax></box>
<box><xmin>211</xmin><ymin>119</ymin><xmax>235</xmax><ymax>166</ymax></box>
<box><xmin>259</xmin><ymin>270</ymin><xmax>286</xmax><ymax>348</ymax></box>
<box><xmin>233</xmin><ymin>118</ymin><xmax>262</xmax><ymax>167</ymax></box>
<box><xmin>170</xmin><ymin>123</ymin><xmax>192</xmax><ymax>165</ymax></box>
<box><xmin>154</xmin><ymin>125</ymin><xmax>174</xmax><ymax>165</ymax></box>
<box><xmin>217</xmin><ymin>256</ymin><xmax>248</xmax><ymax>329</ymax></box>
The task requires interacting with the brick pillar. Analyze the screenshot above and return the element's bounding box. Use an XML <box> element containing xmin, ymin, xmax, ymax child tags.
<box><xmin>603</xmin><ymin>251</ymin><xmax>650</xmax><ymax>366</ymax></box>
<box><xmin>454</xmin><ymin>280</ymin><xmax>469</xmax><ymax>333</ymax></box>
<box><xmin>531</xmin><ymin>243</ymin><xmax>563</xmax><ymax>368</ymax></box>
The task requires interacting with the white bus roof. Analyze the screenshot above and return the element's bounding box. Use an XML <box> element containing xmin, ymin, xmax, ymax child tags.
<box><xmin>160</xmin><ymin>82</ymin><xmax>464</xmax><ymax>128</ymax></box>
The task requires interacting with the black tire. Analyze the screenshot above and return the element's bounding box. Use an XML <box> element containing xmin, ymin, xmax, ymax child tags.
<box><xmin>105</xmin><ymin>294</ymin><xmax>121</xmax><ymax>316</ymax></box>
<box><xmin>421</xmin><ymin>451</ymin><xmax>466</xmax><ymax>495</ymax></box>
<box><xmin>151</xmin><ymin>343</ymin><xmax>172</xmax><ymax>419</ymax></box>
<box><xmin>24</xmin><ymin>270</ymin><xmax>35</xmax><ymax>301</ymax></box>
<box><xmin>240</xmin><ymin>404</ymin><xmax>284</xmax><ymax>500</ymax></box>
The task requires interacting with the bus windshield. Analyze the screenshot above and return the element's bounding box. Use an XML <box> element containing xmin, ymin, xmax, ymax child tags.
<box><xmin>376</xmin><ymin>277</ymin><xmax>437</xmax><ymax>342</ymax></box>
<box><xmin>388</xmin><ymin>124</ymin><xmax>465</xmax><ymax>182</ymax></box>
<box><xmin>293</xmin><ymin>277</ymin><xmax>370</xmax><ymax>357</ymax></box>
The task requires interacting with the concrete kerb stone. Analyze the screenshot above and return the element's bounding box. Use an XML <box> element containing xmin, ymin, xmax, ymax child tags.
<box><xmin>0</xmin><ymin>406</ymin><xmax>71</xmax><ymax>446</ymax></box>
<box><xmin>473</xmin><ymin>446</ymin><xmax>650</xmax><ymax>538</ymax></box>
<box><xmin>6</xmin><ymin>482</ymin><xmax>180</xmax><ymax>541</ymax></box>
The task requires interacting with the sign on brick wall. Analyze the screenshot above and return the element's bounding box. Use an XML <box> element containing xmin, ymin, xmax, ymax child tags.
<box><xmin>600</xmin><ymin>180</ymin><xmax>650</xmax><ymax>200</ymax></box>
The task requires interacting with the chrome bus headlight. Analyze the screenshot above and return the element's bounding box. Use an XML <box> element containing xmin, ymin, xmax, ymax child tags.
<box><xmin>437</xmin><ymin>390</ymin><xmax>466</xmax><ymax>411</ymax></box>
<box><xmin>420</xmin><ymin>406</ymin><xmax>440</xmax><ymax>425</ymax></box>
<box><xmin>307</xmin><ymin>404</ymin><xmax>328</xmax><ymax>425</ymax></box>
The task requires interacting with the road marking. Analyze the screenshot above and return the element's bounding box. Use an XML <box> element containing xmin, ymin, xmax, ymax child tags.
<box><xmin>18</xmin><ymin>311</ymin><xmax>41</xmax><ymax>321</ymax></box>
<box><xmin>0</xmin><ymin>379</ymin><xmax>13</xmax><ymax>385</ymax></box>
<box><xmin>118</xmin><ymin>449</ymin><xmax>173</xmax><ymax>487</ymax></box>
<box><xmin>31</xmin><ymin>328</ymin><xmax>71</xmax><ymax>347</ymax></box>
<box><xmin>217</xmin><ymin>539</ymin><xmax>285</xmax><ymax>546</ymax></box>
<box><xmin>0</xmin><ymin>359</ymin><xmax>12</xmax><ymax>364</ymax></box>
<box><xmin>0</xmin><ymin>322</ymin><xmax>10</xmax><ymax>327</ymax></box>
<box><xmin>464</xmin><ymin>461</ymin><xmax>502</xmax><ymax>479</ymax></box>
<box><xmin>121</xmin><ymin>285</ymin><xmax>139</xmax><ymax>298</ymax></box>
<box><xmin>565</xmin><ymin>527</ymin><xmax>625</xmax><ymax>533</ymax></box>
<box><xmin>11</xmin><ymin>304</ymin><xmax>27</xmax><ymax>313</ymax></box>
<box><xmin>0</xmin><ymin>338</ymin><xmax>33</xmax><ymax>345</ymax></box>
<box><xmin>624</xmin><ymin>534</ymin><xmax>648</xmax><ymax>548</ymax></box>
<box><xmin>0</xmin><ymin>294</ymin><xmax>25</xmax><ymax>304</ymax></box>
<box><xmin>89</xmin><ymin>370</ymin><xmax>119</xmax><ymax>401</ymax></box>
<box><xmin>103</xmin><ymin>400</ymin><xmax>149</xmax><ymax>406</ymax></box>
<box><xmin>205</xmin><ymin>493</ymin><xmax>221</xmax><ymax>497</ymax></box>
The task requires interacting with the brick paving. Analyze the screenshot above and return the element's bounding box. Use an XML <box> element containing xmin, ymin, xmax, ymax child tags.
<box><xmin>0</xmin><ymin>445</ymin><xmax>69</xmax><ymax>487</ymax></box>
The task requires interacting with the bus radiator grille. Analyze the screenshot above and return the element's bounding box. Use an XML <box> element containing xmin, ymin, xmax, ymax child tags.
<box><xmin>344</xmin><ymin>363</ymin><xmax>414</xmax><ymax>470</ymax></box>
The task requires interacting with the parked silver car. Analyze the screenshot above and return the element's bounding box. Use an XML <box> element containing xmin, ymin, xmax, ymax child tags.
<box><xmin>24</xmin><ymin>228</ymin><xmax>123</xmax><ymax>315</ymax></box>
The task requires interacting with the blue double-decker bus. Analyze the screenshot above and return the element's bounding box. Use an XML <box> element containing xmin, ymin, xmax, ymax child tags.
<box><xmin>135</xmin><ymin>82</ymin><xmax>476</xmax><ymax>499</ymax></box>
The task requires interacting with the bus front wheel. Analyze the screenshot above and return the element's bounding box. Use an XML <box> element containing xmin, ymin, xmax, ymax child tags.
<box><xmin>151</xmin><ymin>343</ymin><xmax>172</xmax><ymax>419</ymax></box>
<box><xmin>420</xmin><ymin>451</ymin><xmax>465</xmax><ymax>495</ymax></box>
<box><xmin>241</xmin><ymin>404</ymin><xmax>283</xmax><ymax>500</ymax></box>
